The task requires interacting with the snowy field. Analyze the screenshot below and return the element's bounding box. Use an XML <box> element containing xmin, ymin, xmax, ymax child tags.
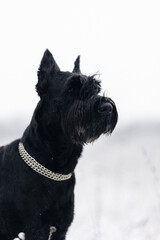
<box><xmin>68</xmin><ymin>122</ymin><xmax>160</xmax><ymax>240</ymax></box>
<box><xmin>0</xmin><ymin>121</ymin><xmax>160</xmax><ymax>240</ymax></box>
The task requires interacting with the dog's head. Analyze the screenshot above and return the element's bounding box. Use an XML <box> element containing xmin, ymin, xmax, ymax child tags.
<box><xmin>36</xmin><ymin>50</ymin><xmax>118</xmax><ymax>144</ymax></box>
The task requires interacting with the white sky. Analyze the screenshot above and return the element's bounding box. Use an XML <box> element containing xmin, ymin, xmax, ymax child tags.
<box><xmin>0</xmin><ymin>0</ymin><xmax>160</xmax><ymax>126</ymax></box>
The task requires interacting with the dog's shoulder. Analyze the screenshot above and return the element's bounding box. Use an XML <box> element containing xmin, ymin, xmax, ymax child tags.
<box><xmin>0</xmin><ymin>139</ymin><xmax>19</xmax><ymax>153</ymax></box>
<box><xmin>0</xmin><ymin>139</ymin><xmax>20</xmax><ymax>167</ymax></box>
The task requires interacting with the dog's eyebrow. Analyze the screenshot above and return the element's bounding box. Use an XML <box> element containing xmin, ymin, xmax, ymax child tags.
<box><xmin>88</xmin><ymin>75</ymin><xmax>101</xmax><ymax>90</ymax></box>
<box><xmin>88</xmin><ymin>73</ymin><xmax>101</xmax><ymax>82</ymax></box>
<box><xmin>66</xmin><ymin>75</ymin><xmax>86</xmax><ymax>86</ymax></box>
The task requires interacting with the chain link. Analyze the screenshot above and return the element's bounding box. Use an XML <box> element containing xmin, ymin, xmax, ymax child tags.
<box><xmin>18</xmin><ymin>142</ymin><xmax>72</xmax><ymax>181</ymax></box>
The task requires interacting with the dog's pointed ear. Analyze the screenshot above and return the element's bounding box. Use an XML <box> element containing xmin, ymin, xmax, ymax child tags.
<box><xmin>38</xmin><ymin>49</ymin><xmax>60</xmax><ymax>76</ymax></box>
<box><xmin>73</xmin><ymin>55</ymin><xmax>81</xmax><ymax>73</ymax></box>
<box><xmin>36</xmin><ymin>49</ymin><xmax>60</xmax><ymax>98</ymax></box>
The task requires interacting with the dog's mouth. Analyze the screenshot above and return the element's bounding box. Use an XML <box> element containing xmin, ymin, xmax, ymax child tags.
<box><xmin>64</xmin><ymin>96</ymin><xmax>118</xmax><ymax>144</ymax></box>
<box><xmin>75</xmin><ymin>121</ymin><xmax>115</xmax><ymax>144</ymax></box>
<box><xmin>75</xmin><ymin>132</ymin><xmax>98</xmax><ymax>144</ymax></box>
<box><xmin>77</xmin><ymin>127</ymin><xmax>86</xmax><ymax>137</ymax></box>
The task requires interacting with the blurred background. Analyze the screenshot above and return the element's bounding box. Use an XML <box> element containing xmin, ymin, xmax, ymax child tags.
<box><xmin>0</xmin><ymin>0</ymin><xmax>160</xmax><ymax>239</ymax></box>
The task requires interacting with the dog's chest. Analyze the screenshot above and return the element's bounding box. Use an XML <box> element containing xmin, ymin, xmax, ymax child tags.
<box><xmin>23</xmin><ymin>178</ymin><xmax>75</xmax><ymax>230</ymax></box>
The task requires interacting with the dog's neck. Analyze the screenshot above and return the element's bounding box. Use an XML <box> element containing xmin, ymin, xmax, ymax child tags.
<box><xmin>21</xmin><ymin>103</ymin><xmax>83</xmax><ymax>175</ymax></box>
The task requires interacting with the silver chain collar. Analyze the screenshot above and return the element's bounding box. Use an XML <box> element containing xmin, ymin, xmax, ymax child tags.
<box><xmin>18</xmin><ymin>142</ymin><xmax>72</xmax><ymax>181</ymax></box>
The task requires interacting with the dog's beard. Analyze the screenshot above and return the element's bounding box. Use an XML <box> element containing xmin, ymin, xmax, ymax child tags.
<box><xmin>70</xmin><ymin>119</ymin><xmax>114</xmax><ymax>144</ymax></box>
<box><xmin>76</xmin><ymin>127</ymin><xmax>97</xmax><ymax>144</ymax></box>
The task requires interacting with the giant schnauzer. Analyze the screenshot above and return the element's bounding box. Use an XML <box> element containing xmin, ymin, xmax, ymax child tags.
<box><xmin>0</xmin><ymin>50</ymin><xmax>118</xmax><ymax>240</ymax></box>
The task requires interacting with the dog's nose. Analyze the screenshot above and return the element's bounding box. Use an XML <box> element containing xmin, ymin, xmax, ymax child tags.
<box><xmin>98</xmin><ymin>102</ymin><xmax>113</xmax><ymax>115</ymax></box>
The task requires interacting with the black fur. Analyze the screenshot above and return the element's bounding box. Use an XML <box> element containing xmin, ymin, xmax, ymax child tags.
<box><xmin>0</xmin><ymin>50</ymin><xmax>118</xmax><ymax>240</ymax></box>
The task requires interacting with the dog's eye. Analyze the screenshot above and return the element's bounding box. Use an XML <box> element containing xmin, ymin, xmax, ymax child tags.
<box><xmin>67</xmin><ymin>87</ymin><xmax>73</xmax><ymax>94</ymax></box>
<box><xmin>93</xmin><ymin>84</ymin><xmax>101</xmax><ymax>94</ymax></box>
<box><xmin>66</xmin><ymin>77</ymin><xmax>82</xmax><ymax>96</ymax></box>
<box><xmin>94</xmin><ymin>86</ymin><xmax>99</xmax><ymax>93</ymax></box>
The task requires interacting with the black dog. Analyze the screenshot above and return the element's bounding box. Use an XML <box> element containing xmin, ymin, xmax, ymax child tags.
<box><xmin>0</xmin><ymin>50</ymin><xmax>118</xmax><ymax>240</ymax></box>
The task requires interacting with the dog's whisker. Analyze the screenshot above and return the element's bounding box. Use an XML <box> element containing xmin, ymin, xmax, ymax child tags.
<box><xmin>103</xmin><ymin>91</ymin><xmax>107</xmax><ymax>98</ymax></box>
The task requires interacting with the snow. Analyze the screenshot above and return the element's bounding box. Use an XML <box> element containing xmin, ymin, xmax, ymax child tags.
<box><xmin>67</xmin><ymin>122</ymin><xmax>160</xmax><ymax>240</ymax></box>
<box><xmin>1</xmin><ymin>121</ymin><xmax>160</xmax><ymax>240</ymax></box>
